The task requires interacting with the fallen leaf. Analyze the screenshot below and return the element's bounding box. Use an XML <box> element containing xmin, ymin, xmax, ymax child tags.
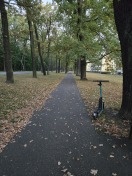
<box><xmin>61</xmin><ymin>169</ymin><xmax>68</xmax><ymax>173</ymax></box>
<box><xmin>67</xmin><ymin>171</ymin><xmax>74</xmax><ymax>176</ymax></box>
<box><xmin>66</xmin><ymin>133</ymin><xmax>70</xmax><ymax>137</ymax></box>
<box><xmin>29</xmin><ymin>140</ymin><xmax>33</xmax><ymax>143</ymax></box>
<box><xmin>112</xmin><ymin>145</ymin><xmax>116</xmax><ymax>148</ymax></box>
<box><xmin>110</xmin><ymin>155</ymin><xmax>114</xmax><ymax>158</ymax></box>
<box><xmin>123</xmin><ymin>156</ymin><xmax>127</xmax><ymax>159</ymax></box>
<box><xmin>24</xmin><ymin>144</ymin><xmax>27</xmax><ymax>147</ymax></box>
<box><xmin>90</xmin><ymin>169</ymin><xmax>98</xmax><ymax>175</ymax></box>
<box><xmin>58</xmin><ymin>161</ymin><xmax>61</xmax><ymax>166</ymax></box>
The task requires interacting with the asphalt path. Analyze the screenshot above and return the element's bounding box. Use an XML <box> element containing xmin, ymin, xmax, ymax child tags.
<box><xmin>0</xmin><ymin>73</ymin><xmax>132</xmax><ymax>176</ymax></box>
<box><xmin>0</xmin><ymin>71</ymin><xmax>32</xmax><ymax>75</ymax></box>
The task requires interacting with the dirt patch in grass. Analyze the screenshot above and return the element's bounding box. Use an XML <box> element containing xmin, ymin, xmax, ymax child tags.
<box><xmin>75</xmin><ymin>72</ymin><xmax>130</xmax><ymax>138</ymax></box>
<box><xmin>0</xmin><ymin>72</ymin><xmax>65</xmax><ymax>153</ymax></box>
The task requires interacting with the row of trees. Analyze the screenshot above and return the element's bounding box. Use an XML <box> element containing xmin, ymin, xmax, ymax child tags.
<box><xmin>0</xmin><ymin>0</ymin><xmax>67</xmax><ymax>82</ymax></box>
<box><xmin>0</xmin><ymin>0</ymin><xmax>132</xmax><ymax>120</ymax></box>
<box><xmin>54</xmin><ymin>0</ymin><xmax>122</xmax><ymax>79</ymax></box>
<box><xmin>0</xmin><ymin>0</ymin><xmax>121</xmax><ymax>81</ymax></box>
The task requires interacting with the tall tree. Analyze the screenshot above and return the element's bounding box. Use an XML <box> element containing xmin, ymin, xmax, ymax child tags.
<box><xmin>34</xmin><ymin>23</ymin><xmax>46</xmax><ymax>75</ymax></box>
<box><xmin>0</xmin><ymin>0</ymin><xmax>14</xmax><ymax>83</ymax></box>
<box><xmin>113</xmin><ymin>0</ymin><xmax>132</xmax><ymax>119</ymax></box>
<box><xmin>55</xmin><ymin>0</ymin><xmax>89</xmax><ymax>79</ymax></box>
<box><xmin>77</xmin><ymin>0</ymin><xmax>87</xmax><ymax>80</ymax></box>
<box><xmin>46</xmin><ymin>14</ymin><xmax>52</xmax><ymax>74</ymax></box>
<box><xmin>17</xmin><ymin>0</ymin><xmax>37</xmax><ymax>78</ymax></box>
<box><xmin>27</xmin><ymin>16</ymin><xmax>37</xmax><ymax>78</ymax></box>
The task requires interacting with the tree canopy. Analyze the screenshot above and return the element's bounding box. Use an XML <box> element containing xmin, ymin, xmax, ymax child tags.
<box><xmin>0</xmin><ymin>0</ymin><xmax>121</xmax><ymax>73</ymax></box>
<box><xmin>1</xmin><ymin>0</ymin><xmax>132</xmax><ymax>119</ymax></box>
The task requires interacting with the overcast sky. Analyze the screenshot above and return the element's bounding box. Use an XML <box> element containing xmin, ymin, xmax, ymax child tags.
<box><xmin>43</xmin><ymin>0</ymin><xmax>52</xmax><ymax>4</ymax></box>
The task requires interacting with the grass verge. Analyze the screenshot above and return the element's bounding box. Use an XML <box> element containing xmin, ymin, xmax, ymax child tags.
<box><xmin>75</xmin><ymin>72</ymin><xmax>130</xmax><ymax>138</ymax></box>
<box><xmin>0</xmin><ymin>72</ymin><xmax>65</xmax><ymax>152</ymax></box>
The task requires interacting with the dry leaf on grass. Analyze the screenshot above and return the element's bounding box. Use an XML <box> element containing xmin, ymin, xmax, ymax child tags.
<box><xmin>0</xmin><ymin>73</ymin><xmax>65</xmax><ymax>153</ymax></box>
<box><xmin>75</xmin><ymin>73</ymin><xmax>130</xmax><ymax>138</ymax></box>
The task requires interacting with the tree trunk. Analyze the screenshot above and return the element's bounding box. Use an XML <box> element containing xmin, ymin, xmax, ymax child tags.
<box><xmin>65</xmin><ymin>61</ymin><xmax>68</xmax><ymax>74</ymax></box>
<box><xmin>0</xmin><ymin>0</ymin><xmax>14</xmax><ymax>83</ymax></box>
<box><xmin>77</xmin><ymin>0</ymin><xmax>87</xmax><ymax>80</ymax></box>
<box><xmin>80</xmin><ymin>58</ymin><xmax>86</xmax><ymax>80</ymax></box>
<box><xmin>76</xmin><ymin>59</ymin><xmax>81</xmax><ymax>76</ymax></box>
<box><xmin>47</xmin><ymin>39</ymin><xmax>51</xmax><ymax>75</ymax></box>
<box><xmin>27</xmin><ymin>19</ymin><xmax>37</xmax><ymax>78</ymax></box>
<box><xmin>34</xmin><ymin>23</ymin><xmax>46</xmax><ymax>75</ymax></box>
<box><xmin>20</xmin><ymin>54</ymin><xmax>25</xmax><ymax>71</ymax></box>
<box><xmin>46</xmin><ymin>15</ymin><xmax>52</xmax><ymax>75</ymax></box>
<box><xmin>113</xmin><ymin>0</ymin><xmax>132</xmax><ymax>119</ymax></box>
<box><xmin>56</xmin><ymin>57</ymin><xmax>58</xmax><ymax>73</ymax></box>
<box><xmin>74</xmin><ymin>60</ymin><xmax>77</xmax><ymax>74</ymax></box>
<box><xmin>65</xmin><ymin>55</ymin><xmax>68</xmax><ymax>74</ymax></box>
<box><xmin>58</xmin><ymin>59</ymin><xmax>61</xmax><ymax>73</ymax></box>
<box><xmin>80</xmin><ymin>57</ymin><xmax>87</xmax><ymax>80</ymax></box>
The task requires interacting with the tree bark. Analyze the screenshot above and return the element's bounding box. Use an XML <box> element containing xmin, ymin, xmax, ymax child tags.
<box><xmin>77</xmin><ymin>0</ymin><xmax>87</xmax><ymax>80</ymax></box>
<box><xmin>46</xmin><ymin>15</ymin><xmax>52</xmax><ymax>75</ymax></box>
<box><xmin>34</xmin><ymin>23</ymin><xmax>46</xmax><ymax>75</ymax></box>
<box><xmin>27</xmin><ymin>19</ymin><xmax>37</xmax><ymax>78</ymax></box>
<box><xmin>80</xmin><ymin>57</ymin><xmax>86</xmax><ymax>80</ymax></box>
<box><xmin>76</xmin><ymin>59</ymin><xmax>81</xmax><ymax>76</ymax></box>
<box><xmin>47</xmin><ymin>39</ymin><xmax>51</xmax><ymax>75</ymax></box>
<box><xmin>74</xmin><ymin>60</ymin><xmax>77</xmax><ymax>74</ymax></box>
<box><xmin>65</xmin><ymin>54</ymin><xmax>68</xmax><ymax>74</ymax></box>
<box><xmin>58</xmin><ymin>58</ymin><xmax>61</xmax><ymax>73</ymax></box>
<box><xmin>56</xmin><ymin>57</ymin><xmax>58</xmax><ymax>73</ymax></box>
<box><xmin>113</xmin><ymin>0</ymin><xmax>132</xmax><ymax>119</ymax></box>
<box><xmin>20</xmin><ymin>54</ymin><xmax>25</xmax><ymax>71</ymax></box>
<box><xmin>0</xmin><ymin>0</ymin><xmax>14</xmax><ymax>83</ymax></box>
<box><xmin>65</xmin><ymin>61</ymin><xmax>68</xmax><ymax>74</ymax></box>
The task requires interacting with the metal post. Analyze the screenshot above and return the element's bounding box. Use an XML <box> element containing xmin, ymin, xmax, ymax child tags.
<box><xmin>99</xmin><ymin>82</ymin><xmax>102</xmax><ymax>98</ymax></box>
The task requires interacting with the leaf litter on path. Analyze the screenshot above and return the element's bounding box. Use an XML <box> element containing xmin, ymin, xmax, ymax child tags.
<box><xmin>90</xmin><ymin>169</ymin><xmax>98</xmax><ymax>175</ymax></box>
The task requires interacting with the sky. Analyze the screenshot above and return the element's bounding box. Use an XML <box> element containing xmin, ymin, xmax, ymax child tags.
<box><xmin>43</xmin><ymin>0</ymin><xmax>52</xmax><ymax>4</ymax></box>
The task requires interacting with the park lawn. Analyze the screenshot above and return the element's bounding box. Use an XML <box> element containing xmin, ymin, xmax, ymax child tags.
<box><xmin>75</xmin><ymin>72</ymin><xmax>130</xmax><ymax>138</ymax></box>
<box><xmin>0</xmin><ymin>72</ymin><xmax>65</xmax><ymax>153</ymax></box>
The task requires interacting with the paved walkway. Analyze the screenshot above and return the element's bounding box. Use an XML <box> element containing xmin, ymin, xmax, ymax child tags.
<box><xmin>0</xmin><ymin>73</ymin><xmax>132</xmax><ymax>176</ymax></box>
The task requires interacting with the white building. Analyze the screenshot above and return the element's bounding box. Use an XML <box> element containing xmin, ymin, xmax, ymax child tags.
<box><xmin>101</xmin><ymin>56</ymin><xmax>116</xmax><ymax>73</ymax></box>
<box><xmin>86</xmin><ymin>56</ymin><xmax>117</xmax><ymax>73</ymax></box>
